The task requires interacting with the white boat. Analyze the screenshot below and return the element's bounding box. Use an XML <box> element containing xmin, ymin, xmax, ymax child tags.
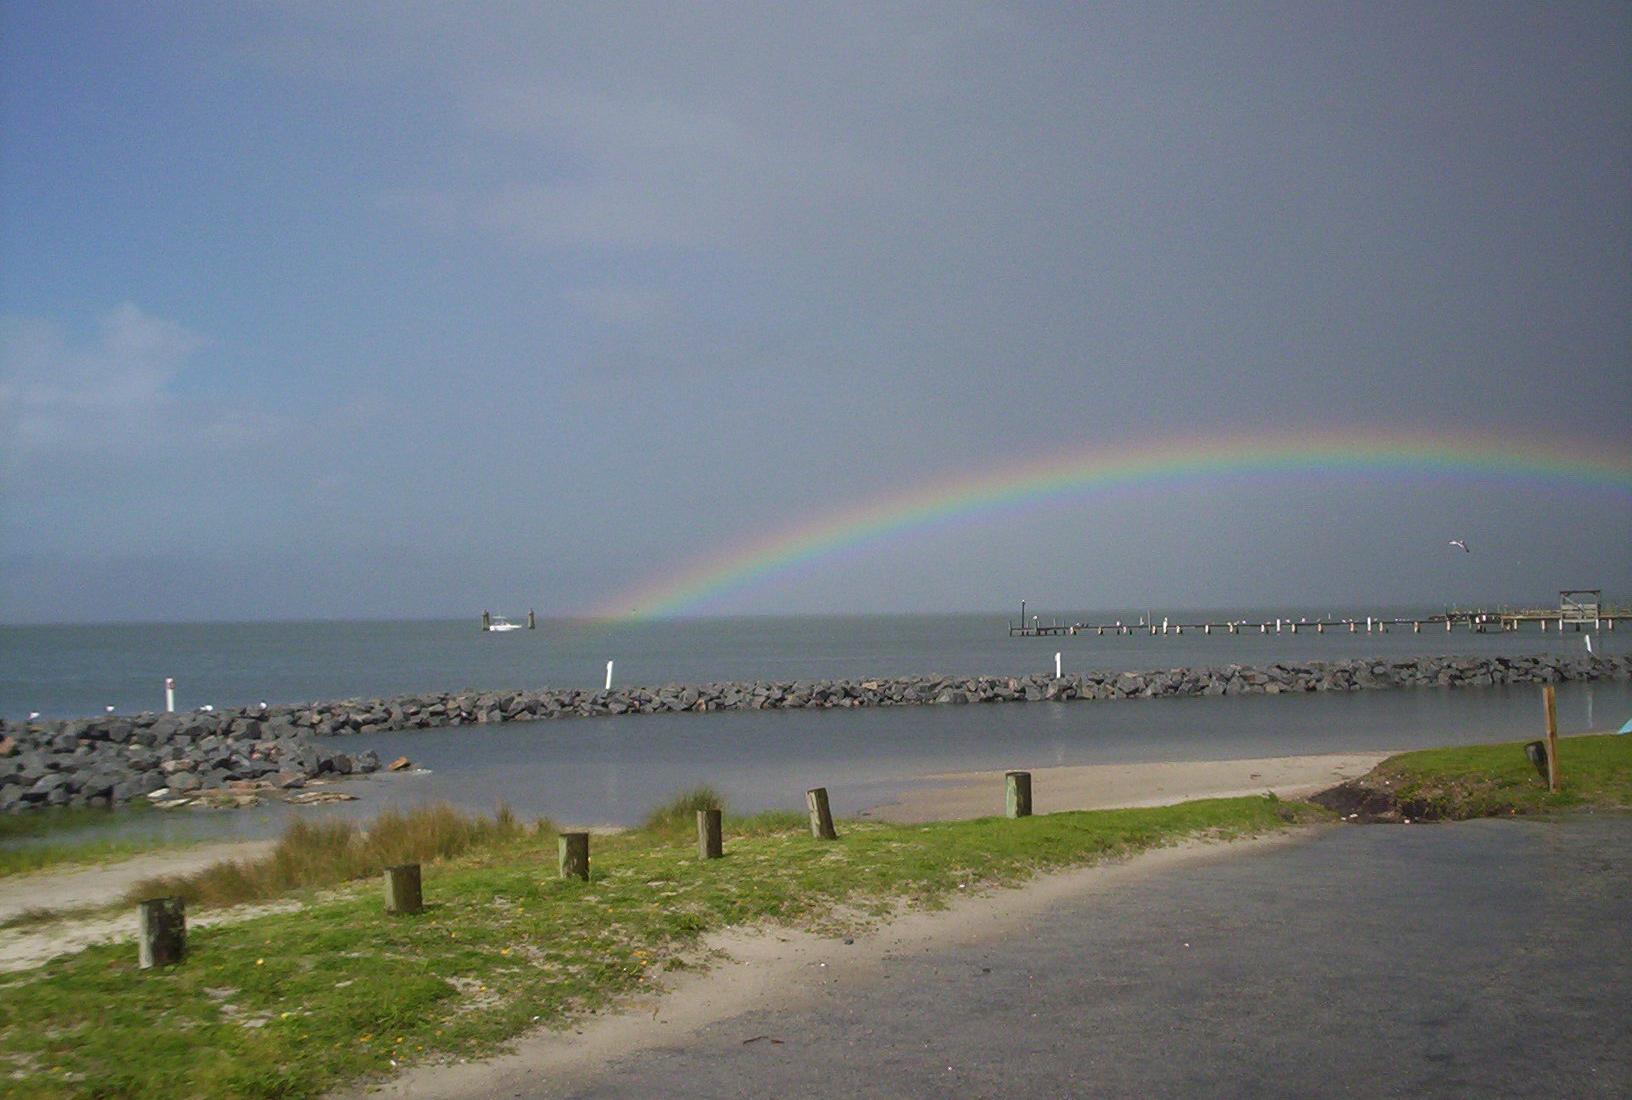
<box><xmin>486</xmin><ymin>616</ymin><xmax>523</xmax><ymax>632</ymax></box>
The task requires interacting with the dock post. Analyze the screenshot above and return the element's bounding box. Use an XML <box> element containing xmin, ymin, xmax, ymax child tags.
<box><xmin>1260</xmin><ymin>623</ymin><xmax>1267</xmax><ymax>634</ymax></box>
<box><xmin>1276</xmin><ymin>618</ymin><xmax>1282</xmax><ymax>632</ymax></box>
<box><xmin>528</xmin><ymin>609</ymin><xmax>536</xmax><ymax>630</ymax></box>
<box><xmin>138</xmin><ymin>897</ymin><xmax>186</xmax><ymax>969</ymax></box>
<box><xmin>384</xmin><ymin>864</ymin><xmax>423</xmax><ymax>914</ymax></box>
<box><xmin>1316</xmin><ymin>622</ymin><xmax>1323</xmax><ymax>633</ymax></box>
<box><xmin>806</xmin><ymin>787</ymin><xmax>838</xmax><ymax>840</ymax></box>
<box><xmin>558</xmin><ymin>833</ymin><xmax>590</xmax><ymax>880</ymax></box>
<box><xmin>697</xmin><ymin>808</ymin><xmax>723</xmax><ymax>860</ymax></box>
<box><xmin>1005</xmin><ymin>771</ymin><xmax>1032</xmax><ymax>818</ymax></box>
<box><xmin>1290</xmin><ymin>622</ymin><xmax>1298</xmax><ymax>634</ymax></box>
<box><xmin>1204</xmin><ymin>623</ymin><xmax>1211</xmax><ymax>635</ymax></box>
<box><xmin>605</xmin><ymin>660</ymin><xmax>614</xmax><ymax>690</ymax></box>
<box><xmin>1446</xmin><ymin>618</ymin><xmax>1453</xmax><ymax>632</ymax></box>
<box><xmin>1542</xmin><ymin>686</ymin><xmax>1559</xmax><ymax>793</ymax></box>
<box><xmin>164</xmin><ymin>677</ymin><xmax>175</xmax><ymax>713</ymax></box>
<box><xmin>1413</xmin><ymin>621</ymin><xmax>1420</xmax><ymax>633</ymax></box>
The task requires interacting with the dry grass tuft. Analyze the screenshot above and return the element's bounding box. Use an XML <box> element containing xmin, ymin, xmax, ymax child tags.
<box><xmin>124</xmin><ymin>802</ymin><xmax>533</xmax><ymax>908</ymax></box>
<box><xmin>641</xmin><ymin>786</ymin><xmax>727</xmax><ymax>835</ymax></box>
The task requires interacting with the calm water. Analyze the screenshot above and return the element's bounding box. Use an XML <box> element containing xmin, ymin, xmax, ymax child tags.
<box><xmin>2</xmin><ymin>613</ymin><xmax>1625</xmax><ymax>842</ymax></box>
<box><xmin>1</xmin><ymin>611</ymin><xmax>1621</xmax><ymax>719</ymax></box>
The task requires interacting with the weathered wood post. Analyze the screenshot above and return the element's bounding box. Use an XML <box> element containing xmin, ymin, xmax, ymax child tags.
<box><xmin>1005</xmin><ymin>771</ymin><xmax>1032</xmax><ymax>818</ymax></box>
<box><xmin>697</xmin><ymin>808</ymin><xmax>723</xmax><ymax>860</ymax></box>
<box><xmin>481</xmin><ymin>610</ymin><xmax>491</xmax><ymax>632</ymax></box>
<box><xmin>559</xmin><ymin>832</ymin><xmax>590</xmax><ymax>879</ymax></box>
<box><xmin>1543</xmin><ymin>685</ymin><xmax>1560</xmax><ymax>793</ymax></box>
<box><xmin>806</xmin><ymin>787</ymin><xmax>838</xmax><ymax>840</ymax></box>
<box><xmin>527</xmin><ymin>609</ymin><xmax>536</xmax><ymax>630</ymax></box>
<box><xmin>138</xmin><ymin>897</ymin><xmax>185</xmax><ymax>969</ymax></box>
<box><xmin>384</xmin><ymin>863</ymin><xmax>423</xmax><ymax>914</ymax></box>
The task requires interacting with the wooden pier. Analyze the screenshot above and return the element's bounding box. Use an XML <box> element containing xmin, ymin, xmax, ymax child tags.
<box><xmin>1009</xmin><ymin>591</ymin><xmax>1622</xmax><ymax>639</ymax></box>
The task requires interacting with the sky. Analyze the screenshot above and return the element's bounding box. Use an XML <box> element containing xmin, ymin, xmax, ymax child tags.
<box><xmin>1</xmin><ymin>2</ymin><xmax>1628</xmax><ymax>623</ymax></box>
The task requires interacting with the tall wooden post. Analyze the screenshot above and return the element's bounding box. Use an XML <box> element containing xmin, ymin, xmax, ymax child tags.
<box><xmin>527</xmin><ymin>609</ymin><xmax>536</xmax><ymax>630</ymax></box>
<box><xmin>1543</xmin><ymin>685</ymin><xmax>1559</xmax><ymax>793</ymax></box>
<box><xmin>697</xmin><ymin>808</ymin><xmax>723</xmax><ymax>860</ymax></box>
<box><xmin>384</xmin><ymin>864</ymin><xmax>423</xmax><ymax>914</ymax></box>
<box><xmin>806</xmin><ymin>787</ymin><xmax>838</xmax><ymax>840</ymax></box>
<box><xmin>558</xmin><ymin>832</ymin><xmax>590</xmax><ymax>879</ymax></box>
<box><xmin>481</xmin><ymin>610</ymin><xmax>491</xmax><ymax>632</ymax></box>
<box><xmin>138</xmin><ymin>897</ymin><xmax>186</xmax><ymax>969</ymax></box>
<box><xmin>1006</xmin><ymin>771</ymin><xmax>1033</xmax><ymax>818</ymax></box>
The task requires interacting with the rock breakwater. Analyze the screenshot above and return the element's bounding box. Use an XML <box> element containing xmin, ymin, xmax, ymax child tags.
<box><xmin>3</xmin><ymin>653</ymin><xmax>1627</xmax><ymax>813</ymax></box>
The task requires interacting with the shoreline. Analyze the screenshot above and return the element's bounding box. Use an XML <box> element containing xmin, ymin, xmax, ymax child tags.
<box><xmin>4</xmin><ymin>653</ymin><xmax>1627</xmax><ymax>816</ymax></box>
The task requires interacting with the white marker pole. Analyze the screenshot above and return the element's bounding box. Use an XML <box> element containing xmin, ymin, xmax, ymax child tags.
<box><xmin>1054</xmin><ymin>651</ymin><xmax>1062</xmax><ymax>678</ymax></box>
<box><xmin>605</xmin><ymin>661</ymin><xmax>614</xmax><ymax>691</ymax></box>
<box><xmin>1586</xmin><ymin>634</ymin><xmax>1593</xmax><ymax>654</ymax></box>
<box><xmin>165</xmin><ymin>677</ymin><xmax>175</xmax><ymax>713</ymax></box>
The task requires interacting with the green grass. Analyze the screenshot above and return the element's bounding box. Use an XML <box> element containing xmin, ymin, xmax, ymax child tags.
<box><xmin>1375</xmin><ymin>733</ymin><xmax>1632</xmax><ymax>819</ymax></box>
<box><xmin>0</xmin><ymin>794</ymin><xmax>1316</xmax><ymax>1099</ymax></box>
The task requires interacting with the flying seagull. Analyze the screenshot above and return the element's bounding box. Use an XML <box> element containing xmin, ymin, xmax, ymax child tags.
<box><xmin>1448</xmin><ymin>539</ymin><xmax>1469</xmax><ymax>553</ymax></box>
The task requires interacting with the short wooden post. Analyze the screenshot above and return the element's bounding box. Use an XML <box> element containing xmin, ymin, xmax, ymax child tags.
<box><xmin>1005</xmin><ymin>771</ymin><xmax>1033</xmax><ymax>818</ymax></box>
<box><xmin>697</xmin><ymin>808</ymin><xmax>722</xmax><ymax>860</ymax></box>
<box><xmin>1543</xmin><ymin>685</ymin><xmax>1559</xmax><ymax>792</ymax></box>
<box><xmin>384</xmin><ymin>863</ymin><xmax>422</xmax><ymax>914</ymax></box>
<box><xmin>558</xmin><ymin>832</ymin><xmax>590</xmax><ymax>879</ymax></box>
<box><xmin>806</xmin><ymin>787</ymin><xmax>838</xmax><ymax>840</ymax></box>
<box><xmin>138</xmin><ymin>897</ymin><xmax>185</xmax><ymax>969</ymax></box>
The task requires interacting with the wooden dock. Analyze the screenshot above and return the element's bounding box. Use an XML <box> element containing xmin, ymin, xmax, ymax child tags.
<box><xmin>1010</xmin><ymin>593</ymin><xmax>1623</xmax><ymax>639</ymax></box>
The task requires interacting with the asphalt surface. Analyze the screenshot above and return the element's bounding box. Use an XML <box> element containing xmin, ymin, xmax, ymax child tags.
<box><xmin>544</xmin><ymin>816</ymin><xmax>1631</xmax><ymax>1099</ymax></box>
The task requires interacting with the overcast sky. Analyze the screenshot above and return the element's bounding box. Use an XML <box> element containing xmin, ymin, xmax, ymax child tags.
<box><xmin>2</xmin><ymin>2</ymin><xmax>1628</xmax><ymax>623</ymax></box>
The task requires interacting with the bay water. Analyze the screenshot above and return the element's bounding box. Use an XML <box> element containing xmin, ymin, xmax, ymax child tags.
<box><xmin>2</xmin><ymin>612</ymin><xmax>1626</xmax><ymax>840</ymax></box>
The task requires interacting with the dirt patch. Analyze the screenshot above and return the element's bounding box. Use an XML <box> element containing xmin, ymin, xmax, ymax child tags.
<box><xmin>1309</xmin><ymin>778</ymin><xmax>1440</xmax><ymax>824</ymax></box>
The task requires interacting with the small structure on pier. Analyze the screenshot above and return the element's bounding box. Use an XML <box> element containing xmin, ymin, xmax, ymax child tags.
<box><xmin>1560</xmin><ymin>590</ymin><xmax>1601</xmax><ymax>625</ymax></box>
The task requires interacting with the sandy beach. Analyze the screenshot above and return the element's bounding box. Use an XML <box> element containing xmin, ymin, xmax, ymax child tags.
<box><xmin>870</xmin><ymin>751</ymin><xmax>1395</xmax><ymax>823</ymax></box>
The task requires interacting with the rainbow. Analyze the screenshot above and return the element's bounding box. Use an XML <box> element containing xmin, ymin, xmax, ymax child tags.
<box><xmin>593</xmin><ymin>429</ymin><xmax>1632</xmax><ymax>620</ymax></box>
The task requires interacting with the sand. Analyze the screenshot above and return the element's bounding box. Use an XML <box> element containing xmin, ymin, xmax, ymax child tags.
<box><xmin>869</xmin><ymin>752</ymin><xmax>1395</xmax><ymax>823</ymax></box>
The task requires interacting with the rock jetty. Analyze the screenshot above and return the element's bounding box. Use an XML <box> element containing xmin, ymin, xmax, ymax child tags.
<box><xmin>3</xmin><ymin>653</ymin><xmax>1627</xmax><ymax>813</ymax></box>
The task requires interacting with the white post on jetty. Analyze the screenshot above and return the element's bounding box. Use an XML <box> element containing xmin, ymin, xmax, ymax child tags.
<box><xmin>164</xmin><ymin>677</ymin><xmax>175</xmax><ymax>714</ymax></box>
<box><xmin>1054</xmin><ymin>651</ymin><xmax>1061</xmax><ymax>677</ymax></box>
<box><xmin>604</xmin><ymin>660</ymin><xmax>614</xmax><ymax>691</ymax></box>
<box><xmin>1275</xmin><ymin>618</ymin><xmax>1282</xmax><ymax>633</ymax></box>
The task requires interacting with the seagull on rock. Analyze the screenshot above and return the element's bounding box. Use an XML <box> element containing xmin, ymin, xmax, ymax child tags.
<box><xmin>1448</xmin><ymin>539</ymin><xmax>1469</xmax><ymax>553</ymax></box>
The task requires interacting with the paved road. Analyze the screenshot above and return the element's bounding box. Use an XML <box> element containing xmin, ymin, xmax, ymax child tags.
<box><xmin>548</xmin><ymin>817</ymin><xmax>1631</xmax><ymax>1099</ymax></box>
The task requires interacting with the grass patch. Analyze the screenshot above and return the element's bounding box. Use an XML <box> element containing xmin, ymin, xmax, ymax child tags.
<box><xmin>1373</xmin><ymin>733</ymin><xmax>1632</xmax><ymax>819</ymax></box>
<box><xmin>123</xmin><ymin>803</ymin><xmax>538</xmax><ymax>909</ymax></box>
<box><xmin>0</xmin><ymin>793</ymin><xmax>1319</xmax><ymax>1100</ymax></box>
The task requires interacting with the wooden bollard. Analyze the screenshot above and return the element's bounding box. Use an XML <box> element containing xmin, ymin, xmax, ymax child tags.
<box><xmin>1005</xmin><ymin>771</ymin><xmax>1032</xmax><ymax>818</ymax></box>
<box><xmin>697</xmin><ymin>808</ymin><xmax>722</xmax><ymax>860</ymax></box>
<box><xmin>138</xmin><ymin>896</ymin><xmax>185</xmax><ymax>969</ymax></box>
<box><xmin>384</xmin><ymin>863</ymin><xmax>423</xmax><ymax>914</ymax></box>
<box><xmin>806</xmin><ymin>787</ymin><xmax>838</xmax><ymax>840</ymax></box>
<box><xmin>1542</xmin><ymin>685</ymin><xmax>1560</xmax><ymax>792</ymax></box>
<box><xmin>558</xmin><ymin>832</ymin><xmax>590</xmax><ymax>879</ymax></box>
